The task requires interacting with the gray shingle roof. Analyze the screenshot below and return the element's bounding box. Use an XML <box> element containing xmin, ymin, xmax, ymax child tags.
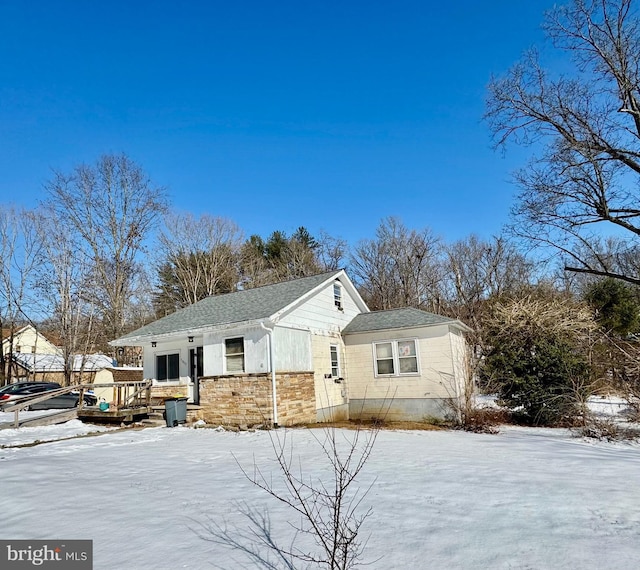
<box><xmin>342</xmin><ymin>307</ymin><xmax>466</xmax><ymax>334</ymax></box>
<box><xmin>113</xmin><ymin>270</ymin><xmax>343</xmax><ymax>343</ymax></box>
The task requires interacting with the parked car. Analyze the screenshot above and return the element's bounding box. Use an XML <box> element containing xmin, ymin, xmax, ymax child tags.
<box><xmin>0</xmin><ymin>381</ymin><xmax>97</xmax><ymax>410</ymax></box>
<box><xmin>0</xmin><ymin>381</ymin><xmax>61</xmax><ymax>403</ymax></box>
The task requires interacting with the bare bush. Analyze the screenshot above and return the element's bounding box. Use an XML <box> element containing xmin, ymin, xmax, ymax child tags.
<box><xmin>198</xmin><ymin>425</ymin><xmax>380</xmax><ymax>569</ymax></box>
<box><xmin>575</xmin><ymin>417</ymin><xmax>640</xmax><ymax>441</ymax></box>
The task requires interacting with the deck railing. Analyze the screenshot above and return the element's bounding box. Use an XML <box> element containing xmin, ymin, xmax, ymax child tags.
<box><xmin>1</xmin><ymin>380</ymin><xmax>153</xmax><ymax>428</ymax></box>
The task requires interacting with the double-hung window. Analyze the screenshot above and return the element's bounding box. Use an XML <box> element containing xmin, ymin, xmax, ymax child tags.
<box><xmin>374</xmin><ymin>339</ymin><xmax>418</xmax><ymax>376</ymax></box>
<box><xmin>330</xmin><ymin>345</ymin><xmax>340</xmax><ymax>377</ymax></box>
<box><xmin>225</xmin><ymin>337</ymin><xmax>245</xmax><ymax>373</ymax></box>
<box><xmin>156</xmin><ymin>353</ymin><xmax>180</xmax><ymax>381</ymax></box>
<box><xmin>333</xmin><ymin>282</ymin><xmax>342</xmax><ymax>310</ymax></box>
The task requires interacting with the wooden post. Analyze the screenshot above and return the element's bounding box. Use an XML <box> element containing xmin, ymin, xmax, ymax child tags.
<box><xmin>78</xmin><ymin>386</ymin><xmax>85</xmax><ymax>410</ymax></box>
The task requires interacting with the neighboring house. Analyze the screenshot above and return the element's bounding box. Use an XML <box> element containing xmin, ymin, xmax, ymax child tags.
<box><xmin>12</xmin><ymin>353</ymin><xmax>115</xmax><ymax>385</ymax></box>
<box><xmin>2</xmin><ymin>325</ymin><xmax>61</xmax><ymax>357</ymax></box>
<box><xmin>111</xmin><ymin>270</ymin><xmax>471</xmax><ymax>426</ymax></box>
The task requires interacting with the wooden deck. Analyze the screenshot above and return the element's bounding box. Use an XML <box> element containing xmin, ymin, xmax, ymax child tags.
<box><xmin>78</xmin><ymin>405</ymin><xmax>153</xmax><ymax>423</ymax></box>
<box><xmin>0</xmin><ymin>380</ymin><xmax>153</xmax><ymax>428</ymax></box>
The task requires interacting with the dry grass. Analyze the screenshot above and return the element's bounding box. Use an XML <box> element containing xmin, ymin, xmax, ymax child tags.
<box><xmin>303</xmin><ymin>419</ymin><xmax>447</xmax><ymax>431</ymax></box>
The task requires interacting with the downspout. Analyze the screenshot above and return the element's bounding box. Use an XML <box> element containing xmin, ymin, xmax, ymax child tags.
<box><xmin>260</xmin><ymin>322</ymin><xmax>278</xmax><ymax>428</ymax></box>
<box><xmin>448</xmin><ymin>329</ymin><xmax>463</xmax><ymax>424</ymax></box>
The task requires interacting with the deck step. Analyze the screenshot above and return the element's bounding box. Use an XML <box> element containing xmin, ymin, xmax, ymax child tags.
<box><xmin>139</xmin><ymin>418</ymin><xmax>166</xmax><ymax>427</ymax></box>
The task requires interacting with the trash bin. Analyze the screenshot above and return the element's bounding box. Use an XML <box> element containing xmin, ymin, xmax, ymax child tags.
<box><xmin>164</xmin><ymin>397</ymin><xmax>188</xmax><ymax>427</ymax></box>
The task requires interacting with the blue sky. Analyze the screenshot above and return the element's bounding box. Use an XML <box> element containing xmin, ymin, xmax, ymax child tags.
<box><xmin>0</xmin><ymin>0</ymin><xmax>554</xmax><ymax>246</ymax></box>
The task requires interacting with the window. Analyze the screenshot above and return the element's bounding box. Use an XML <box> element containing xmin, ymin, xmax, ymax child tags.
<box><xmin>225</xmin><ymin>337</ymin><xmax>245</xmax><ymax>373</ymax></box>
<box><xmin>15</xmin><ymin>345</ymin><xmax>21</xmax><ymax>353</ymax></box>
<box><xmin>375</xmin><ymin>342</ymin><xmax>395</xmax><ymax>375</ymax></box>
<box><xmin>397</xmin><ymin>340</ymin><xmax>418</xmax><ymax>373</ymax></box>
<box><xmin>374</xmin><ymin>339</ymin><xmax>419</xmax><ymax>376</ymax></box>
<box><xmin>333</xmin><ymin>282</ymin><xmax>342</xmax><ymax>310</ymax></box>
<box><xmin>156</xmin><ymin>353</ymin><xmax>180</xmax><ymax>381</ymax></box>
<box><xmin>330</xmin><ymin>345</ymin><xmax>340</xmax><ymax>377</ymax></box>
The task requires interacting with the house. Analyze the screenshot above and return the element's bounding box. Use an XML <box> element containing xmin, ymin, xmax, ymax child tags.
<box><xmin>11</xmin><ymin>352</ymin><xmax>116</xmax><ymax>385</ymax></box>
<box><xmin>110</xmin><ymin>270</ymin><xmax>471</xmax><ymax>426</ymax></box>
<box><xmin>2</xmin><ymin>325</ymin><xmax>61</xmax><ymax>357</ymax></box>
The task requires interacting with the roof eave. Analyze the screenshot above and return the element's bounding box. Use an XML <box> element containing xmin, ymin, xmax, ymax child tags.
<box><xmin>344</xmin><ymin>319</ymin><xmax>473</xmax><ymax>336</ymax></box>
<box><xmin>110</xmin><ymin>317</ymin><xmax>276</xmax><ymax>346</ymax></box>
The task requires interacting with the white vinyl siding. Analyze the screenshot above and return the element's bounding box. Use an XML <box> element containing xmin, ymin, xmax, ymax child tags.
<box><xmin>345</xmin><ymin>325</ymin><xmax>457</xmax><ymax>401</ymax></box>
<box><xmin>278</xmin><ymin>280</ymin><xmax>363</xmax><ymax>332</ymax></box>
<box><xmin>374</xmin><ymin>339</ymin><xmax>419</xmax><ymax>377</ymax></box>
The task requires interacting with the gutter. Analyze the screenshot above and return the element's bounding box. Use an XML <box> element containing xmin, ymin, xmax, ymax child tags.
<box><xmin>260</xmin><ymin>321</ymin><xmax>278</xmax><ymax>428</ymax></box>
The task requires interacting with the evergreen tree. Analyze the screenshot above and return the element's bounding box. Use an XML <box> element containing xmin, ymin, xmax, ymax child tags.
<box><xmin>584</xmin><ymin>278</ymin><xmax>640</xmax><ymax>336</ymax></box>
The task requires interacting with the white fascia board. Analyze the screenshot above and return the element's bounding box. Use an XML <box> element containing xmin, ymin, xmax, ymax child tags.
<box><xmin>451</xmin><ymin>320</ymin><xmax>473</xmax><ymax>334</ymax></box>
<box><xmin>338</xmin><ymin>273</ymin><xmax>370</xmax><ymax>313</ymax></box>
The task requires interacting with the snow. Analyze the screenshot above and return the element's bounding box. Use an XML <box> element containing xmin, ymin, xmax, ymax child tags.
<box><xmin>0</xmin><ymin>414</ymin><xmax>115</xmax><ymax>446</ymax></box>
<box><xmin>1</xmin><ymin>420</ymin><xmax>639</xmax><ymax>569</ymax></box>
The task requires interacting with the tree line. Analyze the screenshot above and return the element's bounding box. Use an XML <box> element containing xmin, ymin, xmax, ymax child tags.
<box><xmin>0</xmin><ymin>152</ymin><xmax>538</xmax><ymax>363</ymax></box>
<box><xmin>2</xmin><ymin>150</ymin><xmax>638</xmax><ymax>423</ymax></box>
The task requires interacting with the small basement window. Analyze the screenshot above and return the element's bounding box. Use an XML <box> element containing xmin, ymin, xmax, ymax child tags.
<box><xmin>225</xmin><ymin>337</ymin><xmax>245</xmax><ymax>373</ymax></box>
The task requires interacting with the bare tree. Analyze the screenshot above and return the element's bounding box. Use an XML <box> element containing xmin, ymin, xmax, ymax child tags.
<box><xmin>0</xmin><ymin>207</ymin><xmax>43</xmax><ymax>384</ymax></box>
<box><xmin>35</xmin><ymin>210</ymin><xmax>99</xmax><ymax>386</ymax></box>
<box><xmin>316</xmin><ymin>231</ymin><xmax>347</xmax><ymax>272</ymax></box>
<box><xmin>44</xmin><ymin>154</ymin><xmax>168</xmax><ymax>347</ymax></box>
<box><xmin>442</xmin><ymin>235</ymin><xmax>533</xmax><ymax>343</ymax></box>
<box><xmin>155</xmin><ymin>213</ymin><xmax>242</xmax><ymax>313</ymax></box>
<box><xmin>486</xmin><ymin>0</ymin><xmax>640</xmax><ymax>285</ymax></box>
<box><xmin>349</xmin><ymin>217</ymin><xmax>443</xmax><ymax>311</ymax></box>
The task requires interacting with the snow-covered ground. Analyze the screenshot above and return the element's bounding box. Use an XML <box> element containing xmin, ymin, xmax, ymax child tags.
<box><xmin>0</xmin><ymin>413</ymin><xmax>115</xmax><ymax>446</ymax></box>
<box><xmin>1</xmin><ymin>415</ymin><xmax>639</xmax><ymax>569</ymax></box>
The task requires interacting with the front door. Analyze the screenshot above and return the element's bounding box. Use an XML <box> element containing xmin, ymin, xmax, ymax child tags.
<box><xmin>189</xmin><ymin>346</ymin><xmax>203</xmax><ymax>405</ymax></box>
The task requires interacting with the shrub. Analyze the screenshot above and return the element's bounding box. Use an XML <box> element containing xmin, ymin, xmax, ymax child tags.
<box><xmin>480</xmin><ymin>294</ymin><xmax>596</xmax><ymax>426</ymax></box>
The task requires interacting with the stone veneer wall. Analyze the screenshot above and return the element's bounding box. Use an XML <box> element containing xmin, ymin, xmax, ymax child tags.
<box><xmin>198</xmin><ymin>372</ymin><xmax>315</xmax><ymax>427</ymax></box>
<box><xmin>150</xmin><ymin>384</ymin><xmax>189</xmax><ymax>405</ymax></box>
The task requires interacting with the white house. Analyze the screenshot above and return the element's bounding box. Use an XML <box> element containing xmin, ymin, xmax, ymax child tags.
<box><xmin>111</xmin><ymin>270</ymin><xmax>471</xmax><ymax>425</ymax></box>
<box><xmin>2</xmin><ymin>325</ymin><xmax>61</xmax><ymax>357</ymax></box>
<box><xmin>11</xmin><ymin>352</ymin><xmax>116</xmax><ymax>385</ymax></box>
